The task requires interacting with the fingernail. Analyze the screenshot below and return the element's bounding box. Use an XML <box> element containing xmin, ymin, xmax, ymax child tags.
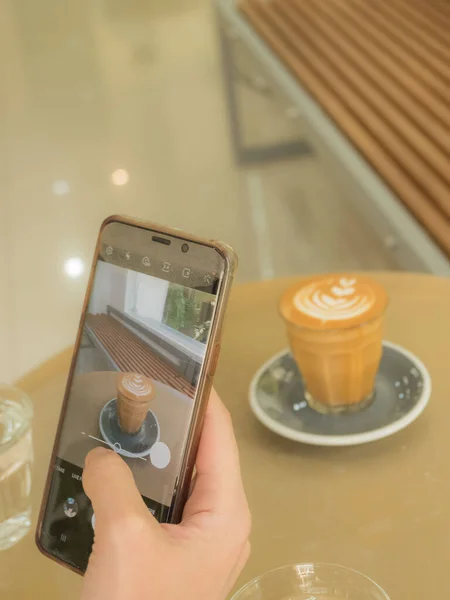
<box><xmin>85</xmin><ymin>446</ymin><xmax>112</xmax><ymax>466</ymax></box>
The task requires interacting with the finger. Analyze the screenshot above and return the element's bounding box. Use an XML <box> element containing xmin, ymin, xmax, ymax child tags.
<box><xmin>83</xmin><ymin>447</ymin><xmax>150</xmax><ymax>526</ymax></box>
<box><xmin>182</xmin><ymin>389</ymin><xmax>247</xmax><ymax>522</ymax></box>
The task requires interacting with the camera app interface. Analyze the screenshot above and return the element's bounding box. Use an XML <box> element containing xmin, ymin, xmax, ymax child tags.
<box><xmin>41</xmin><ymin>240</ymin><xmax>220</xmax><ymax>570</ymax></box>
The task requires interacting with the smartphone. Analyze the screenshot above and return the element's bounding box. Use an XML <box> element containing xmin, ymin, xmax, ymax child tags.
<box><xmin>36</xmin><ymin>215</ymin><xmax>237</xmax><ymax>574</ymax></box>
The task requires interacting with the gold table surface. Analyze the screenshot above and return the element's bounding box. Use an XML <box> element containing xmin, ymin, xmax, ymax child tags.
<box><xmin>2</xmin><ymin>272</ymin><xmax>450</xmax><ymax>599</ymax></box>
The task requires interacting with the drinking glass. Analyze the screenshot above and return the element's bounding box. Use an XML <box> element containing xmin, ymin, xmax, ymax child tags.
<box><xmin>232</xmin><ymin>563</ymin><xmax>390</xmax><ymax>600</ymax></box>
<box><xmin>0</xmin><ymin>385</ymin><xmax>33</xmax><ymax>550</ymax></box>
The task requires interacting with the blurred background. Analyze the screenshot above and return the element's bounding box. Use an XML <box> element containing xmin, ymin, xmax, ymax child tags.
<box><xmin>0</xmin><ymin>0</ymin><xmax>445</xmax><ymax>384</ymax></box>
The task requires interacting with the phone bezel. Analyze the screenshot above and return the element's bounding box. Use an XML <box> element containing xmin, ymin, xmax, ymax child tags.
<box><xmin>35</xmin><ymin>215</ymin><xmax>237</xmax><ymax>575</ymax></box>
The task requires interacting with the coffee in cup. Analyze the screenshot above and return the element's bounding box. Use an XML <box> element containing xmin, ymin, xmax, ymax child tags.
<box><xmin>117</xmin><ymin>373</ymin><xmax>155</xmax><ymax>434</ymax></box>
<box><xmin>280</xmin><ymin>274</ymin><xmax>388</xmax><ymax>413</ymax></box>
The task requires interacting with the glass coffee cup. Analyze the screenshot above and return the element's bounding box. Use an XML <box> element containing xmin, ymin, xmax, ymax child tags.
<box><xmin>232</xmin><ymin>563</ymin><xmax>390</xmax><ymax>600</ymax></box>
<box><xmin>0</xmin><ymin>385</ymin><xmax>33</xmax><ymax>549</ymax></box>
<box><xmin>280</xmin><ymin>274</ymin><xmax>388</xmax><ymax>413</ymax></box>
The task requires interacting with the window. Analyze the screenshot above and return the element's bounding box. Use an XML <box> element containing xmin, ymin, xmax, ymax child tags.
<box><xmin>162</xmin><ymin>283</ymin><xmax>214</xmax><ymax>343</ymax></box>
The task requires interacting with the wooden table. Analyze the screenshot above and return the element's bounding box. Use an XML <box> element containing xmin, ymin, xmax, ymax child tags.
<box><xmin>2</xmin><ymin>273</ymin><xmax>450</xmax><ymax>599</ymax></box>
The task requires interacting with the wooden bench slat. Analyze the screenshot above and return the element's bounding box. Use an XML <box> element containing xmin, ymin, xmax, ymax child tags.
<box><xmin>396</xmin><ymin>0</ymin><xmax>450</xmax><ymax>31</ymax></box>
<box><xmin>308</xmin><ymin>0</ymin><xmax>450</xmax><ymax>127</ymax></box>
<box><xmin>267</xmin><ymin>1</ymin><xmax>450</xmax><ymax>217</ymax></box>
<box><xmin>288</xmin><ymin>0</ymin><xmax>450</xmax><ymax>162</ymax></box>
<box><xmin>413</xmin><ymin>0</ymin><xmax>450</xmax><ymax>25</ymax></box>
<box><xmin>239</xmin><ymin>0</ymin><xmax>450</xmax><ymax>256</ymax></box>
<box><xmin>347</xmin><ymin>0</ymin><xmax>450</xmax><ymax>84</ymax></box>
<box><xmin>376</xmin><ymin>0</ymin><xmax>450</xmax><ymax>51</ymax></box>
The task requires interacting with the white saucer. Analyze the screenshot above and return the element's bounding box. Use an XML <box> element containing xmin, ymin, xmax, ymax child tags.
<box><xmin>249</xmin><ymin>341</ymin><xmax>431</xmax><ymax>446</ymax></box>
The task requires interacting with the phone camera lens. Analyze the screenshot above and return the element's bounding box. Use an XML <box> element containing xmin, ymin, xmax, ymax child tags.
<box><xmin>181</xmin><ymin>244</ymin><xmax>189</xmax><ymax>253</ymax></box>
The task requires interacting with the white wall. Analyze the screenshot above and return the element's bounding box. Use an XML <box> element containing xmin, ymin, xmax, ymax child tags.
<box><xmin>109</xmin><ymin>266</ymin><xmax>128</xmax><ymax>312</ymax></box>
<box><xmin>125</xmin><ymin>271</ymin><xmax>139</xmax><ymax>313</ymax></box>
<box><xmin>127</xmin><ymin>273</ymin><xmax>169</xmax><ymax>323</ymax></box>
<box><xmin>89</xmin><ymin>262</ymin><xmax>111</xmax><ymax>314</ymax></box>
<box><xmin>89</xmin><ymin>265</ymin><xmax>169</xmax><ymax>324</ymax></box>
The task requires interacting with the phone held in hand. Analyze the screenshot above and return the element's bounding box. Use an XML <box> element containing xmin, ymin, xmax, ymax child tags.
<box><xmin>36</xmin><ymin>216</ymin><xmax>237</xmax><ymax>574</ymax></box>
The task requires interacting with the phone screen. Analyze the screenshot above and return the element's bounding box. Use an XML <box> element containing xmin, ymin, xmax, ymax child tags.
<box><xmin>39</xmin><ymin>222</ymin><xmax>226</xmax><ymax>571</ymax></box>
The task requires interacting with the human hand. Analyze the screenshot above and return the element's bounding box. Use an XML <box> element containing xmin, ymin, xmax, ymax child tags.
<box><xmin>81</xmin><ymin>389</ymin><xmax>251</xmax><ymax>600</ymax></box>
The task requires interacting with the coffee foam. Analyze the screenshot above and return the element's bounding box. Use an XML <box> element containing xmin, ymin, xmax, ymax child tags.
<box><xmin>280</xmin><ymin>274</ymin><xmax>387</xmax><ymax>329</ymax></box>
<box><xmin>120</xmin><ymin>373</ymin><xmax>153</xmax><ymax>397</ymax></box>
<box><xmin>294</xmin><ymin>277</ymin><xmax>374</xmax><ymax>321</ymax></box>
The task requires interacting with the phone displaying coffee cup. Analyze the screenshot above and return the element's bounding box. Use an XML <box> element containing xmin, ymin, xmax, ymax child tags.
<box><xmin>36</xmin><ymin>216</ymin><xmax>237</xmax><ymax>574</ymax></box>
<box><xmin>280</xmin><ymin>274</ymin><xmax>388</xmax><ymax>413</ymax></box>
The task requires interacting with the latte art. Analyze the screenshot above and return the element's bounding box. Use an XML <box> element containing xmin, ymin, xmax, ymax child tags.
<box><xmin>121</xmin><ymin>373</ymin><xmax>153</xmax><ymax>397</ymax></box>
<box><xmin>293</xmin><ymin>277</ymin><xmax>376</xmax><ymax>322</ymax></box>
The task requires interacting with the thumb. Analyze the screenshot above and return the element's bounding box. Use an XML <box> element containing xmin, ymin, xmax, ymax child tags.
<box><xmin>83</xmin><ymin>447</ymin><xmax>150</xmax><ymax>528</ymax></box>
